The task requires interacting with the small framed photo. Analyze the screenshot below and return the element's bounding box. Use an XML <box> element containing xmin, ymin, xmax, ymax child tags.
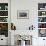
<box><xmin>17</xmin><ymin>10</ymin><xmax>29</xmax><ymax>19</ymax></box>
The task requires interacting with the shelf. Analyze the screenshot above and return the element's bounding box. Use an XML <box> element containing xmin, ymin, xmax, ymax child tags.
<box><xmin>0</xmin><ymin>22</ymin><xmax>8</xmax><ymax>23</ymax></box>
<box><xmin>0</xmin><ymin>10</ymin><xmax>8</xmax><ymax>11</ymax></box>
<box><xmin>38</xmin><ymin>28</ymin><xmax>46</xmax><ymax>29</ymax></box>
<box><xmin>38</xmin><ymin>15</ymin><xmax>46</xmax><ymax>17</ymax></box>
<box><xmin>38</xmin><ymin>10</ymin><xmax>46</xmax><ymax>11</ymax></box>
<box><xmin>38</xmin><ymin>22</ymin><xmax>46</xmax><ymax>23</ymax></box>
<box><xmin>0</xmin><ymin>16</ymin><xmax>8</xmax><ymax>17</ymax></box>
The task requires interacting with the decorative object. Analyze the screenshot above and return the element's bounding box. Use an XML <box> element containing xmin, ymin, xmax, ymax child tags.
<box><xmin>39</xmin><ymin>29</ymin><xmax>46</xmax><ymax>37</ymax></box>
<box><xmin>38</xmin><ymin>23</ymin><xmax>46</xmax><ymax>28</ymax></box>
<box><xmin>11</xmin><ymin>23</ymin><xmax>16</xmax><ymax>30</ymax></box>
<box><xmin>21</xmin><ymin>40</ymin><xmax>25</xmax><ymax>46</ymax></box>
<box><xmin>0</xmin><ymin>6</ymin><xmax>1</xmax><ymax>10</ymax></box>
<box><xmin>29</xmin><ymin>25</ymin><xmax>35</xmax><ymax>30</ymax></box>
<box><xmin>40</xmin><ymin>8</ymin><xmax>44</xmax><ymax>10</ymax></box>
<box><xmin>38</xmin><ymin>17</ymin><xmax>46</xmax><ymax>22</ymax></box>
<box><xmin>15</xmin><ymin>35</ymin><xmax>32</xmax><ymax>46</ymax></box>
<box><xmin>38</xmin><ymin>3</ymin><xmax>46</xmax><ymax>10</ymax></box>
<box><xmin>0</xmin><ymin>11</ymin><xmax>8</xmax><ymax>16</ymax></box>
<box><xmin>0</xmin><ymin>17</ymin><xmax>8</xmax><ymax>22</ymax></box>
<box><xmin>5</xmin><ymin>6</ymin><xmax>8</xmax><ymax>10</ymax></box>
<box><xmin>17</xmin><ymin>10</ymin><xmax>29</xmax><ymax>19</ymax></box>
<box><xmin>42</xmin><ymin>12</ymin><xmax>45</xmax><ymax>15</ymax></box>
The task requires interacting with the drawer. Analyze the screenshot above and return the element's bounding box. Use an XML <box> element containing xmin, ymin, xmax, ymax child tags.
<box><xmin>0</xmin><ymin>37</ymin><xmax>8</xmax><ymax>45</ymax></box>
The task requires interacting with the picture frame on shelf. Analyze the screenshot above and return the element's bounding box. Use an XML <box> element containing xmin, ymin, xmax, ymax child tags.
<box><xmin>17</xmin><ymin>10</ymin><xmax>29</xmax><ymax>19</ymax></box>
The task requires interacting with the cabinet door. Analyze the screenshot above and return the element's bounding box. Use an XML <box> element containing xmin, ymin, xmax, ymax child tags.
<box><xmin>38</xmin><ymin>38</ymin><xmax>46</xmax><ymax>46</ymax></box>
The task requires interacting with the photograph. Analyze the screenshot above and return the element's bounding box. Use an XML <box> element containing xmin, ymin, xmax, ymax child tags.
<box><xmin>17</xmin><ymin>10</ymin><xmax>29</xmax><ymax>19</ymax></box>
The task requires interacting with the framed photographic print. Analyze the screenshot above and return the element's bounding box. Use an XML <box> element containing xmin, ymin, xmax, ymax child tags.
<box><xmin>17</xmin><ymin>10</ymin><xmax>29</xmax><ymax>19</ymax></box>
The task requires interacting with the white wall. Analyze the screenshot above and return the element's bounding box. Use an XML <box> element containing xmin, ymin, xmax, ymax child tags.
<box><xmin>11</xmin><ymin>0</ymin><xmax>46</xmax><ymax>30</ymax></box>
<box><xmin>11</xmin><ymin>0</ymin><xmax>38</xmax><ymax>30</ymax></box>
<box><xmin>11</xmin><ymin>0</ymin><xmax>46</xmax><ymax>46</ymax></box>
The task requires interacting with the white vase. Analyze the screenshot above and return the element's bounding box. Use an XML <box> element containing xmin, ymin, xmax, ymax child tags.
<box><xmin>21</xmin><ymin>40</ymin><xmax>25</xmax><ymax>46</ymax></box>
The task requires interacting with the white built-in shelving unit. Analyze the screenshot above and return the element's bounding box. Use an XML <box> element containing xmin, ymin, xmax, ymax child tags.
<box><xmin>38</xmin><ymin>3</ymin><xmax>46</xmax><ymax>37</ymax></box>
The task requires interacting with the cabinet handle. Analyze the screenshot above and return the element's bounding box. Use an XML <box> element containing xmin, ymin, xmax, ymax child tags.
<box><xmin>1</xmin><ymin>39</ymin><xmax>3</xmax><ymax>40</ymax></box>
<box><xmin>43</xmin><ymin>39</ymin><xmax>45</xmax><ymax>40</ymax></box>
